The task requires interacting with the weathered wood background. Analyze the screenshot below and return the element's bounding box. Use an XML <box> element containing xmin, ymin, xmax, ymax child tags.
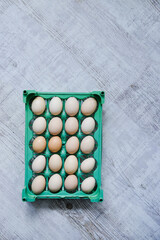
<box><xmin>0</xmin><ymin>0</ymin><xmax>160</xmax><ymax>239</ymax></box>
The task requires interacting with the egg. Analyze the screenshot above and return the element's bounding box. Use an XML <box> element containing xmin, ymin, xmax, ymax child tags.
<box><xmin>49</xmin><ymin>154</ymin><xmax>62</xmax><ymax>172</ymax></box>
<box><xmin>81</xmin><ymin>98</ymin><xmax>97</xmax><ymax>116</ymax></box>
<box><xmin>48</xmin><ymin>136</ymin><xmax>62</xmax><ymax>153</ymax></box>
<box><xmin>64</xmin><ymin>175</ymin><xmax>78</xmax><ymax>192</ymax></box>
<box><xmin>64</xmin><ymin>155</ymin><xmax>78</xmax><ymax>174</ymax></box>
<box><xmin>66</xmin><ymin>136</ymin><xmax>79</xmax><ymax>154</ymax></box>
<box><xmin>49</xmin><ymin>97</ymin><xmax>63</xmax><ymax>115</ymax></box>
<box><xmin>65</xmin><ymin>97</ymin><xmax>79</xmax><ymax>116</ymax></box>
<box><xmin>80</xmin><ymin>157</ymin><xmax>96</xmax><ymax>173</ymax></box>
<box><xmin>80</xmin><ymin>136</ymin><xmax>95</xmax><ymax>154</ymax></box>
<box><xmin>65</xmin><ymin>117</ymin><xmax>79</xmax><ymax>135</ymax></box>
<box><xmin>81</xmin><ymin>177</ymin><xmax>96</xmax><ymax>193</ymax></box>
<box><xmin>48</xmin><ymin>117</ymin><xmax>63</xmax><ymax>135</ymax></box>
<box><xmin>31</xmin><ymin>97</ymin><xmax>46</xmax><ymax>115</ymax></box>
<box><xmin>32</xmin><ymin>136</ymin><xmax>46</xmax><ymax>153</ymax></box>
<box><xmin>48</xmin><ymin>174</ymin><xmax>62</xmax><ymax>192</ymax></box>
<box><xmin>31</xmin><ymin>175</ymin><xmax>46</xmax><ymax>194</ymax></box>
<box><xmin>32</xmin><ymin>155</ymin><xmax>46</xmax><ymax>173</ymax></box>
<box><xmin>81</xmin><ymin>117</ymin><xmax>95</xmax><ymax>134</ymax></box>
<box><xmin>32</xmin><ymin>117</ymin><xmax>47</xmax><ymax>134</ymax></box>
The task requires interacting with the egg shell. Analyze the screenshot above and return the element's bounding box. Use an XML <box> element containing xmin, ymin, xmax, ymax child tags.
<box><xmin>49</xmin><ymin>97</ymin><xmax>63</xmax><ymax>115</ymax></box>
<box><xmin>65</xmin><ymin>117</ymin><xmax>79</xmax><ymax>135</ymax></box>
<box><xmin>81</xmin><ymin>177</ymin><xmax>96</xmax><ymax>193</ymax></box>
<box><xmin>48</xmin><ymin>117</ymin><xmax>63</xmax><ymax>135</ymax></box>
<box><xmin>66</xmin><ymin>136</ymin><xmax>79</xmax><ymax>154</ymax></box>
<box><xmin>81</xmin><ymin>98</ymin><xmax>97</xmax><ymax>116</ymax></box>
<box><xmin>65</xmin><ymin>97</ymin><xmax>79</xmax><ymax>116</ymax></box>
<box><xmin>48</xmin><ymin>174</ymin><xmax>62</xmax><ymax>192</ymax></box>
<box><xmin>80</xmin><ymin>157</ymin><xmax>96</xmax><ymax>173</ymax></box>
<box><xmin>31</xmin><ymin>97</ymin><xmax>46</xmax><ymax>115</ymax></box>
<box><xmin>32</xmin><ymin>117</ymin><xmax>47</xmax><ymax>134</ymax></box>
<box><xmin>80</xmin><ymin>136</ymin><xmax>95</xmax><ymax>154</ymax></box>
<box><xmin>49</xmin><ymin>154</ymin><xmax>62</xmax><ymax>172</ymax></box>
<box><xmin>64</xmin><ymin>155</ymin><xmax>78</xmax><ymax>174</ymax></box>
<box><xmin>81</xmin><ymin>117</ymin><xmax>95</xmax><ymax>134</ymax></box>
<box><xmin>32</xmin><ymin>155</ymin><xmax>46</xmax><ymax>173</ymax></box>
<box><xmin>64</xmin><ymin>175</ymin><xmax>78</xmax><ymax>192</ymax></box>
<box><xmin>31</xmin><ymin>175</ymin><xmax>46</xmax><ymax>194</ymax></box>
<box><xmin>48</xmin><ymin>136</ymin><xmax>62</xmax><ymax>153</ymax></box>
<box><xmin>32</xmin><ymin>136</ymin><xmax>46</xmax><ymax>153</ymax></box>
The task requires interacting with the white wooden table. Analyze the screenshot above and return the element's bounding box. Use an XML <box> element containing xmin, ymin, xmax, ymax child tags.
<box><xmin>0</xmin><ymin>1</ymin><xmax>160</xmax><ymax>239</ymax></box>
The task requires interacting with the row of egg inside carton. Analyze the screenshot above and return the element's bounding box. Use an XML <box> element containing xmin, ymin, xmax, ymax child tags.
<box><xmin>29</xmin><ymin>96</ymin><xmax>99</xmax><ymax>195</ymax></box>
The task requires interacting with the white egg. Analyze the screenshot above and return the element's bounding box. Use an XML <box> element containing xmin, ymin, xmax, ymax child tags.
<box><xmin>64</xmin><ymin>155</ymin><xmax>78</xmax><ymax>174</ymax></box>
<box><xmin>66</xmin><ymin>136</ymin><xmax>79</xmax><ymax>154</ymax></box>
<box><xmin>65</xmin><ymin>97</ymin><xmax>79</xmax><ymax>116</ymax></box>
<box><xmin>80</xmin><ymin>157</ymin><xmax>96</xmax><ymax>173</ymax></box>
<box><xmin>48</xmin><ymin>117</ymin><xmax>63</xmax><ymax>135</ymax></box>
<box><xmin>65</xmin><ymin>117</ymin><xmax>79</xmax><ymax>135</ymax></box>
<box><xmin>81</xmin><ymin>177</ymin><xmax>96</xmax><ymax>193</ymax></box>
<box><xmin>32</xmin><ymin>155</ymin><xmax>46</xmax><ymax>173</ymax></box>
<box><xmin>81</xmin><ymin>98</ymin><xmax>97</xmax><ymax>116</ymax></box>
<box><xmin>64</xmin><ymin>175</ymin><xmax>78</xmax><ymax>192</ymax></box>
<box><xmin>48</xmin><ymin>174</ymin><xmax>62</xmax><ymax>192</ymax></box>
<box><xmin>81</xmin><ymin>117</ymin><xmax>95</xmax><ymax>134</ymax></box>
<box><xmin>80</xmin><ymin>136</ymin><xmax>95</xmax><ymax>154</ymax></box>
<box><xmin>49</xmin><ymin>154</ymin><xmax>62</xmax><ymax>172</ymax></box>
<box><xmin>31</xmin><ymin>97</ymin><xmax>46</xmax><ymax>115</ymax></box>
<box><xmin>31</xmin><ymin>175</ymin><xmax>46</xmax><ymax>194</ymax></box>
<box><xmin>32</xmin><ymin>117</ymin><xmax>47</xmax><ymax>134</ymax></box>
<box><xmin>49</xmin><ymin>97</ymin><xmax>63</xmax><ymax>115</ymax></box>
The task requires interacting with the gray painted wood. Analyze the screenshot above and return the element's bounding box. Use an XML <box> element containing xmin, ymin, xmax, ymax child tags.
<box><xmin>0</xmin><ymin>0</ymin><xmax>160</xmax><ymax>239</ymax></box>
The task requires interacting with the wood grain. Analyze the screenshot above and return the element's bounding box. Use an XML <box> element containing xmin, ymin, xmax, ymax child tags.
<box><xmin>0</xmin><ymin>0</ymin><xmax>160</xmax><ymax>239</ymax></box>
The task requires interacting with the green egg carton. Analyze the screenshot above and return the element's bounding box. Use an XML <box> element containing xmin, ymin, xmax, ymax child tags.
<box><xmin>22</xmin><ymin>90</ymin><xmax>105</xmax><ymax>202</ymax></box>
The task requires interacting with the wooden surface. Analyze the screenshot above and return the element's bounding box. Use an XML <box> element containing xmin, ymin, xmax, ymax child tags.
<box><xmin>0</xmin><ymin>0</ymin><xmax>160</xmax><ymax>239</ymax></box>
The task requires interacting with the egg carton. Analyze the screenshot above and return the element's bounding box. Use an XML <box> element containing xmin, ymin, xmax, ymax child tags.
<box><xmin>22</xmin><ymin>90</ymin><xmax>105</xmax><ymax>202</ymax></box>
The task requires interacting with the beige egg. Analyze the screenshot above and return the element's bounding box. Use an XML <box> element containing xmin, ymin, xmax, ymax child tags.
<box><xmin>81</xmin><ymin>117</ymin><xmax>95</xmax><ymax>134</ymax></box>
<box><xmin>32</xmin><ymin>136</ymin><xmax>46</xmax><ymax>153</ymax></box>
<box><xmin>64</xmin><ymin>175</ymin><xmax>78</xmax><ymax>192</ymax></box>
<box><xmin>80</xmin><ymin>157</ymin><xmax>96</xmax><ymax>173</ymax></box>
<box><xmin>65</xmin><ymin>97</ymin><xmax>79</xmax><ymax>116</ymax></box>
<box><xmin>31</xmin><ymin>97</ymin><xmax>46</xmax><ymax>115</ymax></box>
<box><xmin>48</xmin><ymin>136</ymin><xmax>62</xmax><ymax>153</ymax></box>
<box><xmin>32</xmin><ymin>155</ymin><xmax>46</xmax><ymax>173</ymax></box>
<box><xmin>49</xmin><ymin>154</ymin><xmax>62</xmax><ymax>172</ymax></box>
<box><xmin>48</xmin><ymin>174</ymin><xmax>62</xmax><ymax>192</ymax></box>
<box><xmin>49</xmin><ymin>97</ymin><xmax>63</xmax><ymax>115</ymax></box>
<box><xmin>81</xmin><ymin>177</ymin><xmax>96</xmax><ymax>193</ymax></box>
<box><xmin>65</xmin><ymin>117</ymin><xmax>79</xmax><ymax>135</ymax></box>
<box><xmin>81</xmin><ymin>98</ymin><xmax>97</xmax><ymax>116</ymax></box>
<box><xmin>31</xmin><ymin>175</ymin><xmax>46</xmax><ymax>194</ymax></box>
<box><xmin>32</xmin><ymin>117</ymin><xmax>47</xmax><ymax>134</ymax></box>
<box><xmin>66</xmin><ymin>136</ymin><xmax>79</xmax><ymax>154</ymax></box>
<box><xmin>64</xmin><ymin>155</ymin><xmax>78</xmax><ymax>174</ymax></box>
<box><xmin>80</xmin><ymin>136</ymin><xmax>95</xmax><ymax>154</ymax></box>
<box><xmin>48</xmin><ymin>117</ymin><xmax>63</xmax><ymax>135</ymax></box>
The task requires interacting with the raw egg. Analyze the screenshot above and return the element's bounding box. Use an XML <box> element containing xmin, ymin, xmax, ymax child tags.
<box><xmin>32</xmin><ymin>117</ymin><xmax>46</xmax><ymax>134</ymax></box>
<box><xmin>81</xmin><ymin>177</ymin><xmax>96</xmax><ymax>193</ymax></box>
<box><xmin>32</xmin><ymin>155</ymin><xmax>46</xmax><ymax>173</ymax></box>
<box><xmin>80</xmin><ymin>157</ymin><xmax>96</xmax><ymax>173</ymax></box>
<box><xmin>65</xmin><ymin>97</ymin><xmax>79</xmax><ymax>116</ymax></box>
<box><xmin>81</xmin><ymin>117</ymin><xmax>95</xmax><ymax>134</ymax></box>
<box><xmin>64</xmin><ymin>155</ymin><xmax>78</xmax><ymax>174</ymax></box>
<box><xmin>65</xmin><ymin>117</ymin><xmax>79</xmax><ymax>135</ymax></box>
<box><xmin>49</xmin><ymin>154</ymin><xmax>62</xmax><ymax>172</ymax></box>
<box><xmin>48</xmin><ymin>136</ymin><xmax>62</xmax><ymax>153</ymax></box>
<box><xmin>31</xmin><ymin>97</ymin><xmax>46</xmax><ymax>115</ymax></box>
<box><xmin>48</xmin><ymin>117</ymin><xmax>63</xmax><ymax>135</ymax></box>
<box><xmin>64</xmin><ymin>175</ymin><xmax>78</xmax><ymax>192</ymax></box>
<box><xmin>80</xmin><ymin>136</ymin><xmax>95</xmax><ymax>154</ymax></box>
<box><xmin>81</xmin><ymin>98</ymin><xmax>97</xmax><ymax>116</ymax></box>
<box><xmin>31</xmin><ymin>175</ymin><xmax>46</xmax><ymax>194</ymax></box>
<box><xmin>49</xmin><ymin>97</ymin><xmax>63</xmax><ymax>115</ymax></box>
<box><xmin>48</xmin><ymin>174</ymin><xmax>62</xmax><ymax>192</ymax></box>
<box><xmin>32</xmin><ymin>136</ymin><xmax>46</xmax><ymax>153</ymax></box>
<box><xmin>66</xmin><ymin>136</ymin><xmax>79</xmax><ymax>154</ymax></box>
